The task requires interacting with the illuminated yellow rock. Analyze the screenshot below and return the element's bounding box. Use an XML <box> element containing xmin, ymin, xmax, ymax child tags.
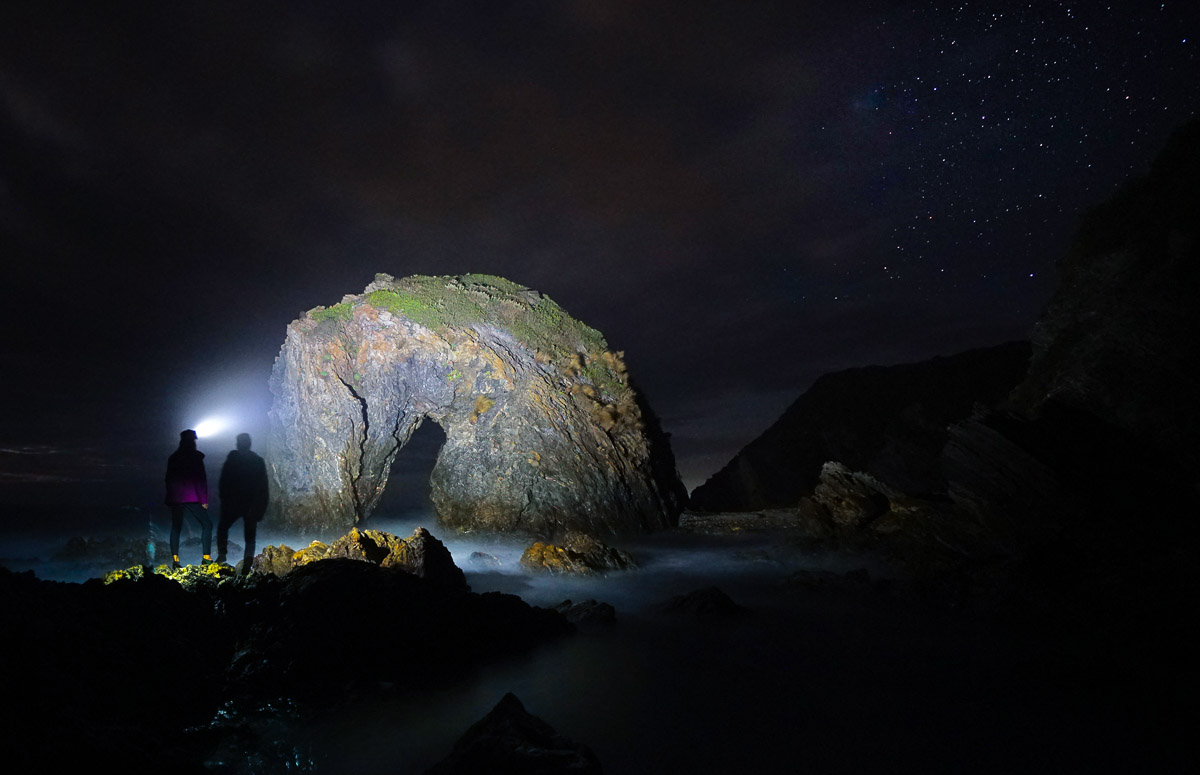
<box><xmin>267</xmin><ymin>273</ymin><xmax>687</xmax><ymax>537</ymax></box>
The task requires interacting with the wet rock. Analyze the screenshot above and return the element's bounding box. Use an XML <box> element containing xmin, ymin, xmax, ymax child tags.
<box><xmin>251</xmin><ymin>544</ymin><xmax>296</xmax><ymax>577</ymax></box>
<box><xmin>291</xmin><ymin>540</ymin><xmax>330</xmax><ymax>566</ymax></box>
<box><xmin>103</xmin><ymin>562</ymin><xmax>237</xmax><ymax>591</ymax></box>
<box><xmin>1</xmin><ymin>552</ymin><xmax>575</xmax><ymax>772</ymax></box>
<box><xmin>520</xmin><ymin>534</ymin><xmax>637</xmax><ymax>575</ymax></box>
<box><xmin>249</xmin><ymin>527</ymin><xmax>467</xmax><ymax>590</ymax></box>
<box><xmin>154</xmin><ymin>562</ymin><xmax>240</xmax><ymax>591</ymax></box>
<box><xmin>468</xmin><ymin>551</ymin><xmax>502</xmax><ymax>569</ymax></box>
<box><xmin>426</xmin><ymin>692</ymin><xmax>602</xmax><ymax>775</ymax></box>
<box><xmin>234</xmin><ymin>560</ymin><xmax>572</xmax><ymax>699</ymax></box>
<box><xmin>1</xmin><ymin>565</ymin><xmax>229</xmax><ymax>771</ymax></box>
<box><xmin>326</xmin><ymin>527</ymin><xmax>399</xmax><ymax>564</ymax></box>
<box><xmin>553</xmin><ymin>599</ymin><xmax>617</xmax><ymax>626</ymax></box>
<box><xmin>656</xmin><ymin>586</ymin><xmax>747</xmax><ymax>619</ymax></box>
<box><xmin>102</xmin><ymin>564</ymin><xmax>152</xmax><ymax>584</ymax></box>
<box><xmin>812</xmin><ymin>462</ymin><xmax>896</xmax><ymax>528</ymax></box>
<box><xmin>266</xmin><ymin>273</ymin><xmax>685</xmax><ymax>536</ymax></box>
<box><xmin>380</xmin><ymin>526</ymin><xmax>467</xmax><ymax>591</ymax></box>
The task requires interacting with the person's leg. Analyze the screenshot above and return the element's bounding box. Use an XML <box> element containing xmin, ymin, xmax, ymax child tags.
<box><xmin>188</xmin><ymin>503</ymin><xmax>214</xmax><ymax>562</ymax></box>
<box><xmin>169</xmin><ymin>505</ymin><xmax>184</xmax><ymax>567</ymax></box>
<box><xmin>216</xmin><ymin>506</ymin><xmax>238</xmax><ymax>562</ymax></box>
<box><xmin>242</xmin><ymin>517</ymin><xmax>257</xmax><ymax>573</ymax></box>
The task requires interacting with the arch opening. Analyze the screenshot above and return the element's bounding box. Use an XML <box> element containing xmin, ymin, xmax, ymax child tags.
<box><xmin>371</xmin><ymin>417</ymin><xmax>447</xmax><ymax>522</ymax></box>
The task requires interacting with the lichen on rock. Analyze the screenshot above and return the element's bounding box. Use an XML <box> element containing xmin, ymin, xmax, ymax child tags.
<box><xmin>103</xmin><ymin>561</ymin><xmax>239</xmax><ymax>590</ymax></box>
<box><xmin>268</xmin><ymin>273</ymin><xmax>686</xmax><ymax>536</ymax></box>
<box><xmin>251</xmin><ymin>544</ymin><xmax>297</xmax><ymax>577</ymax></box>
<box><xmin>519</xmin><ymin>534</ymin><xmax>637</xmax><ymax>575</ymax></box>
<box><xmin>247</xmin><ymin>526</ymin><xmax>468</xmax><ymax>591</ymax></box>
<box><xmin>292</xmin><ymin>540</ymin><xmax>330</xmax><ymax>566</ymax></box>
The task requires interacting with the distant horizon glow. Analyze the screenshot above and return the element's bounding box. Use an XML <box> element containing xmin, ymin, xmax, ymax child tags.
<box><xmin>193</xmin><ymin>417</ymin><xmax>231</xmax><ymax>439</ymax></box>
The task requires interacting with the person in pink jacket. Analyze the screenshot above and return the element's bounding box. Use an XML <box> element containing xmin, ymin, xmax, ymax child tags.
<box><xmin>165</xmin><ymin>429</ymin><xmax>212</xmax><ymax>568</ymax></box>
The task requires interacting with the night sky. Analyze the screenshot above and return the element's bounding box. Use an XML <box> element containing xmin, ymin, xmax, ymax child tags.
<box><xmin>1</xmin><ymin>1</ymin><xmax>1197</xmax><ymax>512</ymax></box>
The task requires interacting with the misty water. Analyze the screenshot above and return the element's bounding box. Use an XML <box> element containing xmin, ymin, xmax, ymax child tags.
<box><xmin>0</xmin><ymin>507</ymin><xmax>1137</xmax><ymax>774</ymax></box>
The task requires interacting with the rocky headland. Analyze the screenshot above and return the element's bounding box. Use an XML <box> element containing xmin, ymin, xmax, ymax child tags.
<box><xmin>267</xmin><ymin>273</ymin><xmax>686</xmax><ymax>538</ymax></box>
<box><xmin>689</xmin><ymin>340</ymin><xmax>1031</xmax><ymax>511</ymax></box>
<box><xmin>686</xmin><ymin>122</ymin><xmax>1200</xmax><ymax>617</ymax></box>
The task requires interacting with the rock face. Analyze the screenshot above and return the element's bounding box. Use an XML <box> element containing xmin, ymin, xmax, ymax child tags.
<box><xmin>268</xmin><ymin>273</ymin><xmax>686</xmax><ymax>536</ymax></box>
<box><xmin>427</xmin><ymin>692</ymin><xmax>603</xmax><ymax>775</ymax></box>
<box><xmin>811</xmin><ymin>462</ymin><xmax>897</xmax><ymax>528</ymax></box>
<box><xmin>690</xmin><ymin>341</ymin><xmax>1031</xmax><ymax>511</ymax></box>
<box><xmin>228</xmin><ymin>561</ymin><xmax>569</xmax><ymax>699</ymax></box>
<box><xmin>520</xmin><ymin>535</ymin><xmax>637</xmax><ymax>575</ymax></box>
<box><xmin>250</xmin><ymin>527</ymin><xmax>468</xmax><ymax>591</ymax></box>
<box><xmin>1011</xmin><ymin>119</ymin><xmax>1200</xmax><ymax>485</ymax></box>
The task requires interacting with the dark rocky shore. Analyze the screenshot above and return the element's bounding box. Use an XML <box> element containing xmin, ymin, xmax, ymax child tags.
<box><xmin>0</xmin><ymin>533</ymin><xmax>572</xmax><ymax>773</ymax></box>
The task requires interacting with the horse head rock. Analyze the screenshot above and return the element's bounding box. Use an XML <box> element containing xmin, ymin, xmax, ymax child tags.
<box><xmin>267</xmin><ymin>273</ymin><xmax>686</xmax><ymax>537</ymax></box>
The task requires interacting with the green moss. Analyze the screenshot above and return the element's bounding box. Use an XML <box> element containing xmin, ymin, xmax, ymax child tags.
<box><xmin>460</xmin><ymin>273</ymin><xmax>526</xmax><ymax>294</ymax></box>
<box><xmin>103</xmin><ymin>565</ymin><xmax>149</xmax><ymax>584</ymax></box>
<box><xmin>580</xmin><ymin>362</ymin><xmax>626</xmax><ymax>400</ymax></box>
<box><xmin>366</xmin><ymin>275</ymin><xmax>602</xmax><ymax>348</ymax></box>
<box><xmin>104</xmin><ymin>562</ymin><xmax>238</xmax><ymax>588</ymax></box>
<box><xmin>311</xmin><ymin>303</ymin><xmax>354</xmax><ymax>323</ymax></box>
<box><xmin>447</xmin><ymin>369</ymin><xmax>463</xmax><ymax>382</ymax></box>
<box><xmin>358</xmin><ymin>274</ymin><xmax>628</xmax><ymax>402</ymax></box>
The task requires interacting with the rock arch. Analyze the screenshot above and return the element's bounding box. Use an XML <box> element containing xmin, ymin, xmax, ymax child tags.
<box><xmin>267</xmin><ymin>274</ymin><xmax>686</xmax><ymax>537</ymax></box>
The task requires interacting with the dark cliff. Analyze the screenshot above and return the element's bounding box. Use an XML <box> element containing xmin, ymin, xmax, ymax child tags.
<box><xmin>689</xmin><ymin>341</ymin><xmax>1031</xmax><ymax>511</ymax></box>
<box><xmin>1011</xmin><ymin>119</ymin><xmax>1200</xmax><ymax>483</ymax></box>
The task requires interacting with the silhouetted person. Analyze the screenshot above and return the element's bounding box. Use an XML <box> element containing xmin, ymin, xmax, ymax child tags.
<box><xmin>217</xmin><ymin>432</ymin><xmax>269</xmax><ymax>572</ymax></box>
<box><xmin>165</xmin><ymin>428</ymin><xmax>212</xmax><ymax>568</ymax></box>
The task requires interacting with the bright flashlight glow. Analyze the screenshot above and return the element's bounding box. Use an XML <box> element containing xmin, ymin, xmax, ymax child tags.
<box><xmin>193</xmin><ymin>417</ymin><xmax>230</xmax><ymax>438</ymax></box>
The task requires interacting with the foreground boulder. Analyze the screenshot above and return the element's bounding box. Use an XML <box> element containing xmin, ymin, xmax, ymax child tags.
<box><xmin>267</xmin><ymin>273</ymin><xmax>687</xmax><ymax>536</ymax></box>
<box><xmin>811</xmin><ymin>462</ymin><xmax>897</xmax><ymax>528</ymax></box>
<box><xmin>251</xmin><ymin>527</ymin><xmax>467</xmax><ymax>591</ymax></box>
<box><xmin>656</xmin><ymin>586</ymin><xmax>747</xmax><ymax>620</ymax></box>
<box><xmin>520</xmin><ymin>535</ymin><xmax>637</xmax><ymax>575</ymax></box>
<box><xmin>227</xmin><ymin>560</ymin><xmax>570</xmax><ymax>699</ymax></box>
<box><xmin>426</xmin><ymin>692</ymin><xmax>602</xmax><ymax>775</ymax></box>
<box><xmin>251</xmin><ymin>543</ymin><xmax>297</xmax><ymax>577</ymax></box>
<box><xmin>0</xmin><ymin>556</ymin><xmax>574</xmax><ymax>770</ymax></box>
<box><xmin>553</xmin><ymin>599</ymin><xmax>617</xmax><ymax>626</ymax></box>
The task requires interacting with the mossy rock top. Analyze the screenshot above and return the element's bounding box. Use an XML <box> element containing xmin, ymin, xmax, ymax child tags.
<box><xmin>308</xmin><ymin>273</ymin><xmax>608</xmax><ymax>359</ymax></box>
<box><xmin>305</xmin><ymin>273</ymin><xmax>629</xmax><ymax>406</ymax></box>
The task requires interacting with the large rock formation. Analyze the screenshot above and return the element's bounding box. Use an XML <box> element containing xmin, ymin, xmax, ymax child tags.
<box><xmin>690</xmin><ymin>341</ymin><xmax>1031</xmax><ymax>511</ymax></box>
<box><xmin>268</xmin><ymin>274</ymin><xmax>686</xmax><ymax>536</ymax></box>
<box><xmin>1011</xmin><ymin>119</ymin><xmax>1200</xmax><ymax>485</ymax></box>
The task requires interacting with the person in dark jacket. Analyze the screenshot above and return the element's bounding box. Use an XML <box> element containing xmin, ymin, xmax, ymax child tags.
<box><xmin>217</xmin><ymin>432</ymin><xmax>269</xmax><ymax>572</ymax></box>
<box><xmin>165</xmin><ymin>428</ymin><xmax>212</xmax><ymax>568</ymax></box>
